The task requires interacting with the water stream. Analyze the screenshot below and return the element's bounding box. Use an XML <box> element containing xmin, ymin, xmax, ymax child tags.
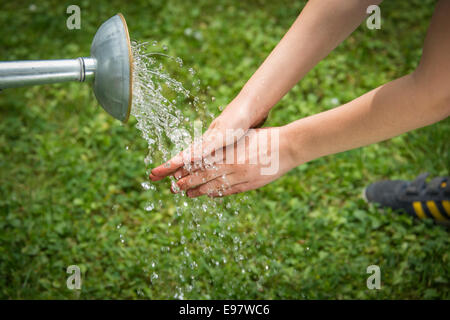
<box><xmin>126</xmin><ymin>40</ymin><xmax>270</xmax><ymax>298</ymax></box>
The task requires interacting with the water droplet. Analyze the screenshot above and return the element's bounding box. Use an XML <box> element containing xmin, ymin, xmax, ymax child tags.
<box><xmin>141</xmin><ymin>181</ymin><xmax>152</xmax><ymax>190</ymax></box>
<box><xmin>145</xmin><ymin>202</ymin><xmax>154</xmax><ymax>211</ymax></box>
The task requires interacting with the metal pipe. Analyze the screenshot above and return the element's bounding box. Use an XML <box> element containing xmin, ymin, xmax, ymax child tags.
<box><xmin>0</xmin><ymin>57</ymin><xmax>96</xmax><ymax>89</ymax></box>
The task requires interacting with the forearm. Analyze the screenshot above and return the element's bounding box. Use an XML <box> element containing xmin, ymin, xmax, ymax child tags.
<box><xmin>284</xmin><ymin>73</ymin><xmax>450</xmax><ymax>166</ymax></box>
<box><xmin>235</xmin><ymin>0</ymin><xmax>381</xmax><ymax>117</ymax></box>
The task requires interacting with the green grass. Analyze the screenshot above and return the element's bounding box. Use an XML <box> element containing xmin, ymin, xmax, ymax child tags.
<box><xmin>0</xmin><ymin>0</ymin><xmax>449</xmax><ymax>299</ymax></box>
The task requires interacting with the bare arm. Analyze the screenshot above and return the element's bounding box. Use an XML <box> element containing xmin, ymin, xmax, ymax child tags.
<box><xmin>285</xmin><ymin>0</ymin><xmax>450</xmax><ymax>166</ymax></box>
<box><xmin>236</xmin><ymin>0</ymin><xmax>383</xmax><ymax>124</ymax></box>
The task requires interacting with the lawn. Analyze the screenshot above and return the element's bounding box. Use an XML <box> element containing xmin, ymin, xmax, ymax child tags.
<box><xmin>0</xmin><ymin>0</ymin><xmax>448</xmax><ymax>299</ymax></box>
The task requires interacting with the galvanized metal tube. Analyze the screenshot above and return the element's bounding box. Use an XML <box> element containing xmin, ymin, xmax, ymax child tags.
<box><xmin>0</xmin><ymin>57</ymin><xmax>96</xmax><ymax>89</ymax></box>
<box><xmin>82</xmin><ymin>57</ymin><xmax>97</xmax><ymax>81</ymax></box>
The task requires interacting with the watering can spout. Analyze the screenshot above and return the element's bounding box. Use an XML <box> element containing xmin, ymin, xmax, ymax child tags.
<box><xmin>0</xmin><ymin>57</ymin><xmax>96</xmax><ymax>88</ymax></box>
<box><xmin>0</xmin><ymin>13</ymin><xmax>132</xmax><ymax>123</ymax></box>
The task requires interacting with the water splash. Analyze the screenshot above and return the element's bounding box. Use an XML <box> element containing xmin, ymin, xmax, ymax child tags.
<box><xmin>131</xmin><ymin>41</ymin><xmax>195</xmax><ymax>163</ymax></box>
<box><xmin>127</xmin><ymin>40</ymin><xmax>272</xmax><ymax>299</ymax></box>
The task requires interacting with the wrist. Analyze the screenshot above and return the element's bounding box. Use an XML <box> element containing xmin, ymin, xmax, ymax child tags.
<box><xmin>233</xmin><ymin>89</ymin><xmax>272</xmax><ymax>127</ymax></box>
<box><xmin>280</xmin><ymin>121</ymin><xmax>316</xmax><ymax>168</ymax></box>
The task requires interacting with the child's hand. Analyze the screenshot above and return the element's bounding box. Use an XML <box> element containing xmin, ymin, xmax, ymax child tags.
<box><xmin>169</xmin><ymin>127</ymin><xmax>296</xmax><ymax>197</ymax></box>
<box><xmin>150</xmin><ymin>97</ymin><xmax>269</xmax><ymax>180</ymax></box>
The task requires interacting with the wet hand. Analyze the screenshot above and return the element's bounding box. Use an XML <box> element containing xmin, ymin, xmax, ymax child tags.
<box><xmin>169</xmin><ymin>127</ymin><xmax>296</xmax><ymax>198</ymax></box>
<box><xmin>150</xmin><ymin>98</ymin><xmax>269</xmax><ymax>180</ymax></box>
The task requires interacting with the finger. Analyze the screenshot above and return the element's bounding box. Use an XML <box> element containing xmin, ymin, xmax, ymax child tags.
<box><xmin>150</xmin><ymin>152</ymin><xmax>184</xmax><ymax>178</ymax></box>
<box><xmin>203</xmin><ymin>146</ymin><xmax>227</xmax><ymax>167</ymax></box>
<box><xmin>202</xmin><ymin>126</ymin><xmax>247</xmax><ymax>159</ymax></box>
<box><xmin>171</xmin><ymin>150</ymin><xmax>223</xmax><ymax>182</ymax></box>
<box><xmin>151</xmin><ymin>137</ymin><xmax>207</xmax><ymax>179</ymax></box>
<box><xmin>154</xmin><ymin>126</ymin><xmax>231</xmax><ymax>180</ymax></box>
<box><xmin>149</xmin><ymin>173</ymin><xmax>165</xmax><ymax>182</ymax></box>
<box><xmin>216</xmin><ymin>182</ymin><xmax>251</xmax><ymax>197</ymax></box>
<box><xmin>186</xmin><ymin>174</ymin><xmax>239</xmax><ymax>198</ymax></box>
<box><xmin>200</xmin><ymin>128</ymin><xmax>226</xmax><ymax>158</ymax></box>
<box><xmin>173</xmin><ymin>168</ymin><xmax>190</xmax><ymax>180</ymax></box>
<box><xmin>176</xmin><ymin>166</ymin><xmax>232</xmax><ymax>191</ymax></box>
<box><xmin>172</xmin><ymin>145</ymin><xmax>228</xmax><ymax>182</ymax></box>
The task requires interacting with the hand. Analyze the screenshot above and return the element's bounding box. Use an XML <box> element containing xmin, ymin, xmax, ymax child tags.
<box><xmin>169</xmin><ymin>127</ymin><xmax>297</xmax><ymax>198</ymax></box>
<box><xmin>150</xmin><ymin>96</ymin><xmax>269</xmax><ymax>180</ymax></box>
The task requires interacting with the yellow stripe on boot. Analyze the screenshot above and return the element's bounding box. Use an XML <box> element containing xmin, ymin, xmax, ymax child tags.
<box><xmin>412</xmin><ymin>201</ymin><xmax>426</xmax><ymax>220</ymax></box>
<box><xmin>442</xmin><ymin>200</ymin><xmax>450</xmax><ymax>215</ymax></box>
<box><xmin>426</xmin><ymin>201</ymin><xmax>447</xmax><ymax>222</ymax></box>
